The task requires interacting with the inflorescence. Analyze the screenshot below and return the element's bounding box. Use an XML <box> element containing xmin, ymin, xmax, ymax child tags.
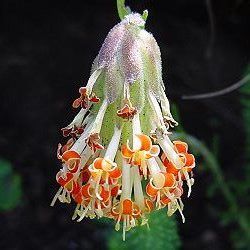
<box><xmin>51</xmin><ymin>13</ymin><xmax>196</xmax><ymax>241</ymax></box>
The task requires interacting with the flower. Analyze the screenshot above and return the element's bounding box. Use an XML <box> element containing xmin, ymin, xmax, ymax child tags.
<box><xmin>72</xmin><ymin>87</ymin><xmax>100</xmax><ymax>109</ymax></box>
<box><xmin>51</xmin><ymin>12</ymin><xmax>196</xmax><ymax>240</ymax></box>
<box><xmin>121</xmin><ymin>133</ymin><xmax>160</xmax><ymax>179</ymax></box>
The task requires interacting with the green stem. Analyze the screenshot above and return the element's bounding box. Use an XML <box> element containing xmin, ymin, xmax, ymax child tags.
<box><xmin>117</xmin><ymin>0</ymin><xmax>129</xmax><ymax>20</ymax></box>
<box><xmin>172</xmin><ymin>132</ymin><xmax>250</xmax><ymax>240</ymax></box>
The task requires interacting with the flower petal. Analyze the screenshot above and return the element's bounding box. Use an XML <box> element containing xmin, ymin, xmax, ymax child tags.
<box><xmin>100</xmin><ymin>186</ymin><xmax>110</xmax><ymax>203</ymax></box>
<box><xmin>135</xmin><ymin>134</ymin><xmax>152</xmax><ymax>151</ymax></box>
<box><xmin>121</xmin><ymin>142</ymin><xmax>134</xmax><ymax>159</ymax></box>
<box><xmin>184</xmin><ymin>153</ymin><xmax>195</xmax><ymax>167</ymax></box>
<box><xmin>161</xmin><ymin>195</ymin><xmax>171</xmax><ymax>205</ymax></box>
<box><xmin>146</xmin><ymin>145</ymin><xmax>160</xmax><ymax>158</ymax></box>
<box><xmin>72</xmin><ymin>98</ymin><xmax>82</xmax><ymax>109</ymax></box>
<box><xmin>164</xmin><ymin>173</ymin><xmax>176</xmax><ymax>188</ymax></box>
<box><xmin>81</xmin><ymin>183</ymin><xmax>92</xmax><ymax>198</ymax></box>
<box><xmin>56</xmin><ymin>171</ymin><xmax>74</xmax><ymax>187</ymax></box>
<box><xmin>122</xmin><ymin>199</ymin><xmax>133</xmax><ymax>215</ymax></box>
<box><xmin>146</xmin><ymin>179</ymin><xmax>159</xmax><ymax>197</ymax></box>
<box><xmin>173</xmin><ymin>141</ymin><xmax>188</xmax><ymax>153</ymax></box>
<box><xmin>61</xmin><ymin>150</ymin><xmax>81</xmax><ymax>162</ymax></box>
<box><xmin>108</xmin><ymin>166</ymin><xmax>122</xmax><ymax>179</ymax></box>
<box><xmin>111</xmin><ymin>185</ymin><xmax>120</xmax><ymax>197</ymax></box>
<box><xmin>93</xmin><ymin>157</ymin><xmax>104</xmax><ymax>170</ymax></box>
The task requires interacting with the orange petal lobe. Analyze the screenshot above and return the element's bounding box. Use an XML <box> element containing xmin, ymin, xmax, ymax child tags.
<box><xmin>62</xmin><ymin>150</ymin><xmax>81</xmax><ymax>161</ymax></box>
<box><xmin>121</xmin><ymin>143</ymin><xmax>134</xmax><ymax>159</ymax></box>
<box><xmin>122</xmin><ymin>199</ymin><xmax>133</xmax><ymax>215</ymax></box>
<box><xmin>164</xmin><ymin>173</ymin><xmax>176</xmax><ymax>187</ymax></box>
<box><xmin>109</xmin><ymin>167</ymin><xmax>122</xmax><ymax>179</ymax></box>
<box><xmin>136</xmin><ymin>134</ymin><xmax>152</xmax><ymax>151</ymax></box>
<box><xmin>146</xmin><ymin>181</ymin><xmax>159</xmax><ymax>197</ymax></box>
<box><xmin>173</xmin><ymin>141</ymin><xmax>188</xmax><ymax>153</ymax></box>
<box><xmin>93</xmin><ymin>158</ymin><xmax>104</xmax><ymax>169</ymax></box>
<box><xmin>81</xmin><ymin>183</ymin><xmax>91</xmax><ymax>198</ymax></box>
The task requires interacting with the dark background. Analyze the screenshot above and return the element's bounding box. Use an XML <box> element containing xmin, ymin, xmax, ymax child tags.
<box><xmin>1</xmin><ymin>0</ymin><xmax>250</xmax><ymax>249</ymax></box>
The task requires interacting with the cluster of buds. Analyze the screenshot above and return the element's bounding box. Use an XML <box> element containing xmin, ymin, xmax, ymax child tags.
<box><xmin>51</xmin><ymin>13</ymin><xmax>196</xmax><ymax>240</ymax></box>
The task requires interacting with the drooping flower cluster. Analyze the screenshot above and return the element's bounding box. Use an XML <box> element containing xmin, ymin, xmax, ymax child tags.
<box><xmin>51</xmin><ymin>13</ymin><xmax>196</xmax><ymax>240</ymax></box>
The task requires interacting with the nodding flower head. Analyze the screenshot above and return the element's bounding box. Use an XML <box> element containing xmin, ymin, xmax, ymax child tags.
<box><xmin>51</xmin><ymin>13</ymin><xmax>196</xmax><ymax>241</ymax></box>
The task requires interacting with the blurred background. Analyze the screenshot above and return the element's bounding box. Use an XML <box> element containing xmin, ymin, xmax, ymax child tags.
<box><xmin>1</xmin><ymin>0</ymin><xmax>250</xmax><ymax>249</ymax></box>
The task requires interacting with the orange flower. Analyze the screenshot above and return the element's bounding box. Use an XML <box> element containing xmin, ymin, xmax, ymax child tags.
<box><xmin>86</xmin><ymin>133</ymin><xmax>104</xmax><ymax>153</ymax></box>
<box><xmin>61</xmin><ymin>150</ymin><xmax>81</xmax><ymax>172</ymax></box>
<box><xmin>89</xmin><ymin>157</ymin><xmax>122</xmax><ymax>185</ymax></box>
<box><xmin>117</xmin><ymin>103</ymin><xmax>137</xmax><ymax>120</ymax></box>
<box><xmin>73</xmin><ymin>87</ymin><xmax>100</xmax><ymax>109</ymax></box>
<box><xmin>111</xmin><ymin>199</ymin><xmax>141</xmax><ymax>240</ymax></box>
<box><xmin>162</xmin><ymin>140</ymin><xmax>195</xmax><ymax>197</ymax></box>
<box><xmin>121</xmin><ymin>134</ymin><xmax>160</xmax><ymax>178</ymax></box>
